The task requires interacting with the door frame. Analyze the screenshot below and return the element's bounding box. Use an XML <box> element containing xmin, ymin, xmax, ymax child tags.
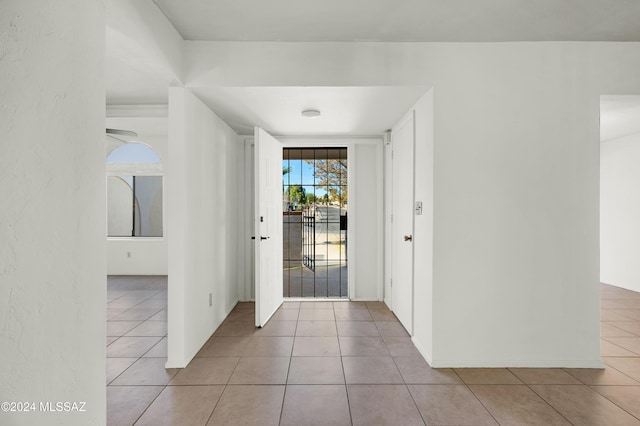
<box><xmin>389</xmin><ymin>110</ymin><xmax>416</xmax><ymax>335</ymax></box>
<box><xmin>240</xmin><ymin>136</ymin><xmax>384</xmax><ymax>302</ymax></box>
<box><xmin>383</xmin><ymin>131</ymin><xmax>393</xmax><ymax>307</ymax></box>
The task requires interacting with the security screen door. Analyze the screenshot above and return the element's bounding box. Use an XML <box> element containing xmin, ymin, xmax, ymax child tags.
<box><xmin>282</xmin><ymin>147</ymin><xmax>348</xmax><ymax>298</ymax></box>
<box><xmin>254</xmin><ymin>127</ymin><xmax>284</xmax><ymax>327</ymax></box>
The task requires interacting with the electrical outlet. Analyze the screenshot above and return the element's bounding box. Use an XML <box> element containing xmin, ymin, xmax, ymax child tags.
<box><xmin>209</xmin><ymin>293</ymin><xmax>212</xmax><ymax>307</ymax></box>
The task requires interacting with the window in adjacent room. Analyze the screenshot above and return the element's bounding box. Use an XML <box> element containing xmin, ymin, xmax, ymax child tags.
<box><xmin>107</xmin><ymin>143</ymin><xmax>163</xmax><ymax>237</ymax></box>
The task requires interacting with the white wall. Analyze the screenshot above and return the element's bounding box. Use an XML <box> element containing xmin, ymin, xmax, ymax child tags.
<box><xmin>167</xmin><ymin>87</ymin><xmax>241</xmax><ymax>367</ymax></box>
<box><xmin>107</xmin><ymin>176</ymin><xmax>135</xmax><ymax>235</ymax></box>
<box><xmin>352</xmin><ymin>142</ymin><xmax>385</xmax><ymax>300</ymax></box>
<box><xmin>107</xmin><ymin>239</ymin><xmax>168</xmax><ymax>276</ymax></box>
<box><xmin>0</xmin><ymin>1</ymin><xmax>105</xmax><ymax>425</ymax></box>
<box><xmin>429</xmin><ymin>46</ymin><xmax>602</xmax><ymax>368</ymax></box>
<box><xmin>106</xmin><ymin>116</ymin><xmax>169</xmax><ymax>275</ymax></box>
<box><xmin>601</xmin><ymin>132</ymin><xmax>640</xmax><ymax>293</ymax></box>
<box><xmin>184</xmin><ymin>41</ymin><xmax>640</xmax><ymax>367</ymax></box>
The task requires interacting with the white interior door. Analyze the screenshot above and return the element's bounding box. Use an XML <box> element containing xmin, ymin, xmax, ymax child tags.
<box><xmin>254</xmin><ymin>127</ymin><xmax>283</xmax><ymax>327</ymax></box>
<box><xmin>391</xmin><ymin>112</ymin><xmax>415</xmax><ymax>334</ymax></box>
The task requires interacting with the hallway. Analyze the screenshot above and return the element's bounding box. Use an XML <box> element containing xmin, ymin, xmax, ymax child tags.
<box><xmin>107</xmin><ymin>277</ymin><xmax>640</xmax><ymax>425</ymax></box>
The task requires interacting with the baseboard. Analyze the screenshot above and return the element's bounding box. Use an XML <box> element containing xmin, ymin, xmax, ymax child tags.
<box><xmin>165</xmin><ymin>358</ymin><xmax>188</xmax><ymax>369</ymax></box>
<box><xmin>164</xmin><ymin>340</ymin><xmax>204</xmax><ymax>369</ymax></box>
<box><xmin>411</xmin><ymin>335</ymin><xmax>604</xmax><ymax>369</ymax></box>
<box><xmin>410</xmin><ymin>331</ymin><xmax>604</xmax><ymax>369</ymax></box>
<box><xmin>165</xmin><ymin>300</ymin><xmax>239</xmax><ymax>369</ymax></box>
<box><xmin>284</xmin><ymin>298</ymin><xmax>347</xmax><ymax>302</ymax></box>
<box><xmin>411</xmin><ymin>336</ymin><xmax>433</xmax><ymax>366</ymax></box>
<box><xmin>427</xmin><ymin>358</ymin><xmax>605</xmax><ymax>369</ymax></box>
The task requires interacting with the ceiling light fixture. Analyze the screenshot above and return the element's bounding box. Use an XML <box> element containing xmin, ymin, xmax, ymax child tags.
<box><xmin>105</xmin><ymin>128</ymin><xmax>138</xmax><ymax>143</ymax></box>
<box><xmin>106</xmin><ymin>128</ymin><xmax>138</xmax><ymax>137</ymax></box>
<box><xmin>301</xmin><ymin>109</ymin><xmax>321</xmax><ymax>118</ymax></box>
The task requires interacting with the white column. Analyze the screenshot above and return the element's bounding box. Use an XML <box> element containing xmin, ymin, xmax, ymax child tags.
<box><xmin>0</xmin><ymin>1</ymin><xmax>106</xmax><ymax>425</ymax></box>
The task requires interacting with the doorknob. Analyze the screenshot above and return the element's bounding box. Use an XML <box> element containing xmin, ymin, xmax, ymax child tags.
<box><xmin>260</xmin><ymin>236</ymin><xmax>269</xmax><ymax>240</ymax></box>
<box><xmin>404</xmin><ymin>235</ymin><xmax>412</xmax><ymax>241</ymax></box>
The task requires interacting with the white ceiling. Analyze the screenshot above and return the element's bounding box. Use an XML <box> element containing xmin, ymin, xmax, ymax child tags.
<box><xmin>105</xmin><ymin>55</ymin><xmax>169</xmax><ymax>105</ymax></box>
<box><xmin>600</xmin><ymin>96</ymin><xmax>640</xmax><ymax>142</ymax></box>
<box><xmin>153</xmin><ymin>0</ymin><xmax>640</xmax><ymax>42</ymax></box>
<box><xmin>106</xmin><ymin>1</ymin><xmax>640</xmax><ymax>138</ymax></box>
<box><xmin>192</xmin><ymin>86</ymin><xmax>430</xmax><ymax>135</ymax></box>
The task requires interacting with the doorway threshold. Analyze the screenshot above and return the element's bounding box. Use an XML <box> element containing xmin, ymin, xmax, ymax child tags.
<box><xmin>284</xmin><ymin>297</ymin><xmax>348</xmax><ymax>302</ymax></box>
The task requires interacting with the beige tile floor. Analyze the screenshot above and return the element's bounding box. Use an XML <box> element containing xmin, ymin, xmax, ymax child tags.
<box><xmin>107</xmin><ymin>278</ymin><xmax>640</xmax><ymax>425</ymax></box>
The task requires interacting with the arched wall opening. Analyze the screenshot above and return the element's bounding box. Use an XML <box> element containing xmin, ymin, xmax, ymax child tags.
<box><xmin>105</xmin><ymin>117</ymin><xmax>169</xmax><ymax>276</ymax></box>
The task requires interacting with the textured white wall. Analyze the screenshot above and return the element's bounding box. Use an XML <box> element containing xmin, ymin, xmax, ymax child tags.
<box><xmin>601</xmin><ymin>132</ymin><xmax>640</xmax><ymax>293</ymax></box>
<box><xmin>184</xmin><ymin>41</ymin><xmax>640</xmax><ymax>367</ymax></box>
<box><xmin>106</xmin><ymin>239</ymin><xmax>168</xmax><ymax>276</ymax></box>
<box><xmin>0</xmin><ymin>1</ymin><xmax>106</xmax><ymax>425</ymax></box>
<box><xmin>167</xmin><ymin>88</ymin><xmax>241</xmax><ymax>367</ymax></box>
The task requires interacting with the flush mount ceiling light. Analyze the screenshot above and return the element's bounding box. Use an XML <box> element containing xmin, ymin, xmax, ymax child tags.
<box><xmin>301</xmin><ymin>109</ymin><xmax>321</xmax><ymax>118</ymax></box>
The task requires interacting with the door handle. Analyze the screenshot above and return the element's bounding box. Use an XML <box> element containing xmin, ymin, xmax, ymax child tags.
<box><xmin>260</xmin><ymin>236</ymin><xmax>269</xmax><ymax>240</ymax></box>
<box><xmin>404</xmin><ymin>235</ymin><xmax>412</xmax><ymax>242</ymax></box>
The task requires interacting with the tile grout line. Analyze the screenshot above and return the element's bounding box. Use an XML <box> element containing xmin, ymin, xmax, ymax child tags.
<box><xmin>336</xmin><ymin>304</ymin><xmax>354</xmax><ymax>426</ymax></box>
<box><xmin>114</xmin><ymin>331</ymin><xmax>166</xmax><ymax>424</ymax></box>
<box><xmin>108</xmin><ymin>280</ymin><xmax>640</xmax><ymax>425</ymax></box>
<box><xmin>585</xmin><ymin>385</ymin><xmax>640</xmax><ymax>420</ymax></box>
<box><xmin>587</xmin><ymin>384</ymin><xmax>640</xmax><ymax>422</ymax></box>
<box><xmin>130</xmin><ymin>383</ymin><xmax>167</xmax><ymax>426</ymax></box>
<box><xmin>449</xmin><ymin>368</ymin><xmax>503</xmax><ymax>426</ymax></box>
<box><xmin>600</xmin><ymin>337</ymin><xmax>640</xmax><ymax>356</ymax></box>
<box><xmin>564</xmin><ymin>360</ymin><xmax>640</xmax><ymax>386</ymax></box>
<box><xmin>106</xmin><ymin>284</ymin><xmax>168</xmax><ymax>425</ymax></box>
<box><xmin>523</xmin><ymin>382</ymin><xmax>578</xmax><ymax>426</ymax></box>
<box><xmin>395</xmin><ymin>355</ymin><xmax>427</xmax><ymax>426</ymax></box>
<box><xmin>203</xmin><ymin>384</ymin><xmax>227</xmax><ymax>426</ymax></box>
<box><xmin>277</xmin><ymin>307</ymin><xmax>298</xmax><ymax>425</ymax></box>
<box><xmin>601</xmin><ymin>321</ymin><xmax>640</xmax><ymax>338</ymax></box>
